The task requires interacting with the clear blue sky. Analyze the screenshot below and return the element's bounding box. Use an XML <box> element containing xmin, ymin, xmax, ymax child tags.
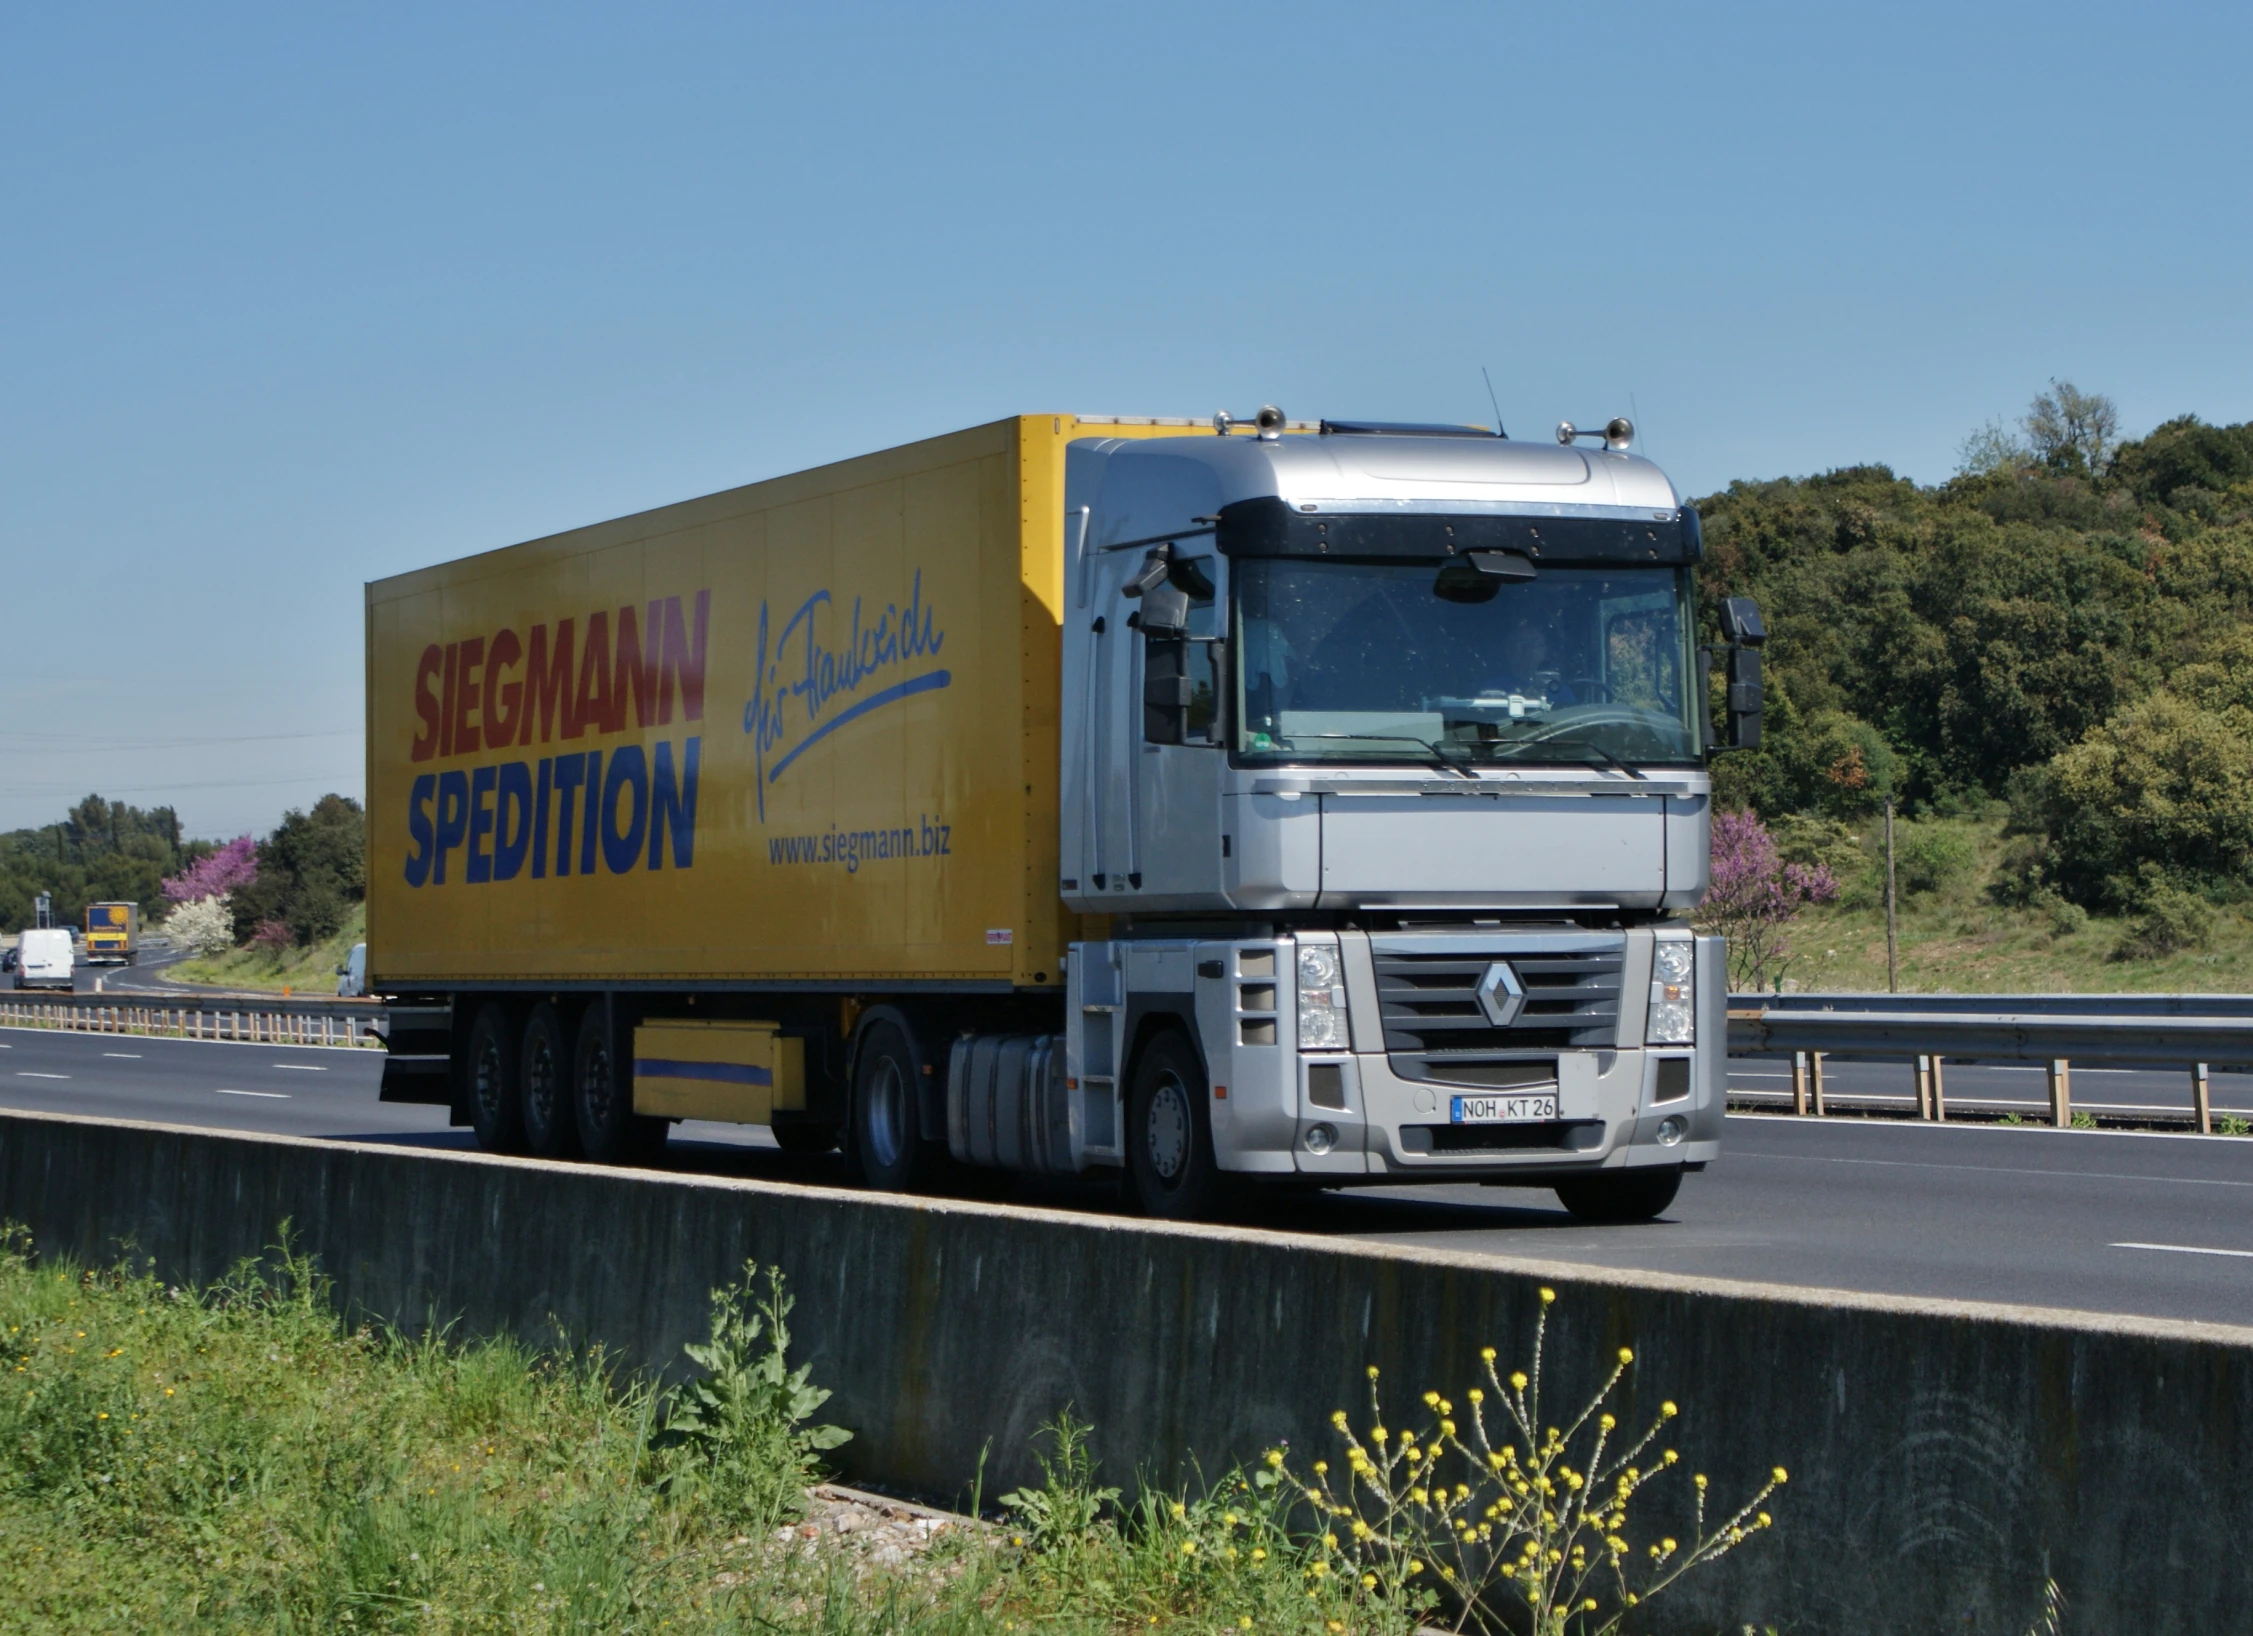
<box><xmin>5</xmin><ymin>1</ymin><xmax>2249</xmax><ymax>837</ymax></box>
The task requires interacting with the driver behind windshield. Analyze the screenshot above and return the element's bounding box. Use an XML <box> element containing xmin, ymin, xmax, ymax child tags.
<box><xmin>1286</xmin><ymin>577</ymin><xmax>1582</xmax><ymax>713</ymax></box>
<box><xmin>1233</xmin><ymin>555</ymin><xmax>1697</xmax><ymax>764</ymax></box>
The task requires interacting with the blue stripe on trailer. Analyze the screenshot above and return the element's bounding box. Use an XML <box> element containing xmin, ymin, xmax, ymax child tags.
<box><xmin>632</xmin><ymin>1058</ymin><xmax>771</xmax><ymax>1087</ymax></box>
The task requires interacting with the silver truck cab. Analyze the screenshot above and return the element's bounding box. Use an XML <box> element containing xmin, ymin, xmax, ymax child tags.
<box><xmin>1044</xmin><ymin>417</ymin><xmax>1740</xmax><ymax>1219</ymax></box>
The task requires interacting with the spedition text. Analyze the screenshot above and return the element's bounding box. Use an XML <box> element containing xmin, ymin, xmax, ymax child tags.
<box><xmin>403</xmin><ymin>739</ymin><xmax>701</xmax><ymax>887</ymax></box>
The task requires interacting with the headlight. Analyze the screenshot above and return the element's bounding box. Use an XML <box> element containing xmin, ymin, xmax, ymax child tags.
<box><xmin>1646</xmin><ymin>939</ymin><xmax>1695</xmax><ymax>1044</ymax></box>
<box><xmin>1297</xmin><ymin>943</ymin><xmax>1347</xmax><ymax>1049</ymax></box>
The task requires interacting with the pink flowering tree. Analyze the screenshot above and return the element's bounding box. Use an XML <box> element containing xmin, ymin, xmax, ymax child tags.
<box><xmin>161</xmin><ymin>835</ymin><xmax>258</xmax><ymax>905</ymax></box>
<box><xmin>1698</xmin><ymin>809</ymin><xmax>1839</xmax><ymax>991</ymax></box>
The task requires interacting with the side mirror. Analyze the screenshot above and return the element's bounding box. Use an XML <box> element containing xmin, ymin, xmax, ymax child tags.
<box><xmin>1716</xmin><ymin>596</ymin><xmax>1765</xmax><ymax>749</ymax></box>
<box><xmin>1122</xmin><ymin>543</ymin><xmax>1213</xmax><ymax>637</ymax></box>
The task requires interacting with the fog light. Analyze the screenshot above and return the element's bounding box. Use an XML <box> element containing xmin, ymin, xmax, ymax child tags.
<box><xmin>1656</xmin><ymin>1116</ymin><xmax>1686</xmax><ymax>1147</ymax></box>
<box><xmin>1303</xmin><ymin>1123</ymin><xmax>1338</xmax><ymax>1156</ymax></box>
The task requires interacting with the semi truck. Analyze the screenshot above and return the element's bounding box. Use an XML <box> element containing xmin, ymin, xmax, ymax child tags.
<box><xmin>367</xmin><ymin>412</ymin><xmax>1763</xmax><ymax>1220</ymax></box>
<box><xmin>84</xmin><ymin>902</ymin><xmax>140</xmax><ymax>965</ymax></box>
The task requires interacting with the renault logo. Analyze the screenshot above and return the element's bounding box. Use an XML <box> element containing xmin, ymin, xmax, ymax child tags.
<box><xmin>1475</xmin><ymin>961</ymin><xmax>1526</xmax><ymax>1027</ymax></box>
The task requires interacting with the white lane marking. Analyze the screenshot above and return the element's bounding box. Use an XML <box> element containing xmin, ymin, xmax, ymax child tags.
<box><xmin>272</xmin><ymin>1064</ymin><xmax>327</xmax><ymax>1072</ymax></box>
<box><xmin>15</xmin><ymin>1072</ymin><xmax>69</xmax><ymax>1079</ymax></box>
<box><xmin>215</xmin><ymin>1088</ymin><xmax>290</xmax><ymax>1099</ymax></box>
<box><xmin>1734</xmin><ymin>1149</ymin><xmax>2253</xmax><ymax>1189</ymax></box>
<box><xmin>2113</xmin><ymin>1242</ymin><xmax>2253</xmax><ymax>1259</ymax></box>
<box><xmin>103</xmin><ymin>1052</ymin><xmax>142</xmax><ymax>1059</ymax></box>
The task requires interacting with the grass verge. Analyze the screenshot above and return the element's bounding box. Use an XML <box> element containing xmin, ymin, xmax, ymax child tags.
<box><xmin>0</xmin><ymin>1234</ymin><xmax>1802</xmax><ymax>1634</ymax></box>
<box><xmin>169</xmin><ymin>906</ymin><xmax>363</xmax><ymax>995</ymax></box>
<box><xmin>0</xmin><ymin>1235</ymin><xmax>1423</xmax><ymax>1634</ymax></box>
<box><xmin>1757</xmin><ymin>813</ymin><xmax>2253</xmax><ymax>993</ymax></box>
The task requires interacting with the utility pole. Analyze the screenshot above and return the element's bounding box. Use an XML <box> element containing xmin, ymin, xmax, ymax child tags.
<box><xmin>1884</xmin><ymin>796</ymin><xmax>1899</xmax><ymax>994</ymax></box>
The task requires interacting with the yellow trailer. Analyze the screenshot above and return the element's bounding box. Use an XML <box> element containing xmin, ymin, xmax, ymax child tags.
<box><xmin>366</xmin><ymin>415</ymin><xmax>1208</xmax><ymax>1159</ymax></box>
<box><xmin>368</xmin><ymin>416</ymin><xmax>1203</xmax><ymax>992</ymax></box>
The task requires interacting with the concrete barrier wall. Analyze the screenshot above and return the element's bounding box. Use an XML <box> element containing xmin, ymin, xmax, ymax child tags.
<box><xmin>1</xmin><ymin>1108</ymin><xmax>2246</xmax><ymax>1635</ymax></box>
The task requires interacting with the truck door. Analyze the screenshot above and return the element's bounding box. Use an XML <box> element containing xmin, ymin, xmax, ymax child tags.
<box><xmin>1130</xmin><ymin>552</ymin><xmax>1225</xmax><ymax>904</ymax></box>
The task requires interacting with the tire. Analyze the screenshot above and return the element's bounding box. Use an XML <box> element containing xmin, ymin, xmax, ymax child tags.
<box><xmin>770</xmin><ymin>1120</ymin><xmax>839</xmax><ymax>1158</ymax></box>
<box><xmin>519</xmin><ymin>1002</ymin><xmax>579</xmax><ymax>1158</ymax></box>
<box><xmin>1554</xmin><ymin>1167</ymin><xmax>1682</xmax><ymax>1224</ymax></box>
<box><xmin>1124</xmin><ymin>1028</ymin><xmax>1222</xmax><ymax>1219</ymax></box>
<box><xmin>464</xmin><ymin>1002</ymin><xmax>525</xmax><ymax>1154</ymax></box>
<box><xmin>572</xmin><ymin>1004</ymin><xmax>665</xmax><ymax>1164</ymax></box>
<box><xmin>849</xmin><ymin>1018</ymin><xmax>933</xmax><ymax>1191</ymax></box>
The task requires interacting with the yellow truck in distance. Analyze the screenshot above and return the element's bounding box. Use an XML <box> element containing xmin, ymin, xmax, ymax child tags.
<box><xmin>84</xmin><ymin>902</ymin><xmax>139</xmax><ymax>966</ymax></box>
<box><xmin>369</xmin><ymin>413</ymin><xmax>1761</xmax><ymax>1219</ymax></box>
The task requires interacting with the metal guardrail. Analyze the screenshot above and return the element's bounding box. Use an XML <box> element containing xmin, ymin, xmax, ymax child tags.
<box><xmin>0</xmin><ymin>992</ymin><xmax>381</xmax><ymax>1050</ymax></box>
<box><xmin>1734</xmin><ymin>990</ymin><xmax>2253</xmax><ymax>1018</ymax></box>
<box><xmin>1727</xmin><ymin>998</ymin><xmax>2253</xmax><ymax>1132</ymax></box>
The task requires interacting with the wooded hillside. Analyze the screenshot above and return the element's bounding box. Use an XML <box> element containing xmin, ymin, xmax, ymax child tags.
<box><xmin>1696</xmin><ymin>401</ymin><xmax>2253</xmax><ymax>918</ymax></box>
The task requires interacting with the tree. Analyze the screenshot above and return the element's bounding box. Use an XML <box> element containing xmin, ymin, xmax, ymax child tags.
<box><xmin>161</xmin><ymin>836</ymin><xmax>258</xmax><ymax>904</ymax></box>
<box><xmin>2023</xmin><ymin>380</ymin><xmax>2120</xmax><ymax>476</ymax></box>
<box><xmin>230</xmin><ymin>795</ymin><xmax>366</xmax><ymax>945</ymax></box>
<box><xmin>0</xmin><ymin>796</ymin><xmax>193</xmax><ymax>933</ymax></box>
<box><xmin>1956</xmin><ymin>418</ymin><xmax>2033</xmax><ymax>479</ymax></box>
<box><xmin>165</xmin><ymin>895</ymin><xmax>236</xmax><ymax>957</ymax></box>
<box><xmin>1697</xmin><ymin>810</ymin><xmax>1839</xmax><ymax>991</ymax></box>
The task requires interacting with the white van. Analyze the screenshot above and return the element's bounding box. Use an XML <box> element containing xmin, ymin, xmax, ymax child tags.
<box><xmin>337</xmin><ymin>942</ymin><xmax>367</xmax><ymax>999</ymax></box>
<box><xmin>17</xmin><ymin>928</ymin><xmax>74</xmax><ymax>990</ymax></box>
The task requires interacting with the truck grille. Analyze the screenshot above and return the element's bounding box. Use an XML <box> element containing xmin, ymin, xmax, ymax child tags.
<box><xmin>1370</xmin><ymin>932</ymin><xmax>1625</xmax><ymax>1084</ymax></box>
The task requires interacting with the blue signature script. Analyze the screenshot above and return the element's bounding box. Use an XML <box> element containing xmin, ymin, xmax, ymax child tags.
<box><xmin>741</xmin><ymin>570</ymin><xmax>950</xmax><ymax>818</ymax></box>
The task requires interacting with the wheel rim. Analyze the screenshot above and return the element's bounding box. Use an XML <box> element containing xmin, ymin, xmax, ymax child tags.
<box><xmin>583</xmin><ymin>1041</ymin><xmax>613</xmax><ymax>1125</ymax></box>
<box><xmin>525</xmin><ymin>1036</ymin><xmax>557</xmax><ymax>1129</ymax></box>
<box><xmin>473</xmin><ymin>1037</ymin><xmax>504</xmax><ymax>1122</ymax></box>
<box><xmin>1144</xmin><ymin>1071</ymin><xmax>1190</xmax><ymax>1185</ymax></box>
<box><xmin>864</xmin><ymin>1058</ymin><xmax>906</xmax><ymax>1170</ymax></box>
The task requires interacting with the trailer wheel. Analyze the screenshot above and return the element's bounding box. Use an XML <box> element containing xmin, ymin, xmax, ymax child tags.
<box><xmin>519</xmin><ymin>1002</ymin><xmax>579</xmax><ymax>1158</ymax></box>
<box><xmin>1124</xmin><ymin>1028</ymin><xmax>1221</xmax><ymax>1219</ymax></box>
<box><xmin>1553</xmin><ymin>1167</ymin><xmax>1681</xmax><ymax>1223</ymax></box>
<box><xmin>849</xmin><ymin>1018</ymin><xmax>932</xmax><ymax>1191</ymax></box>
<box><xmin>465</xmin><ymin>1002</ymin><xmax>525</xmax><ymax>1154</ymax></box>
<box><xmin>573</xmin><ymin>1004</ymin><xmax>665</xmax><ymax>1165</ymax></box>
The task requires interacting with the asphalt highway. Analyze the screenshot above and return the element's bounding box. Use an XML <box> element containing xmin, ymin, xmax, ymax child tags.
<box><xmin>6</xmin><ymin>1023</ymin><xmax>2253</xmax><ymax>1328</ymax></box>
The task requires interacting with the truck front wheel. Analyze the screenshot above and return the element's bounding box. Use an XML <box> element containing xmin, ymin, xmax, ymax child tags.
<box><xmin>1553</xmin><ymin>1167</ymin><xmax>1681</xmax><ymax>1223</ymax></box>
<box><xmin>465</xmin><ymin>1003</ymin><xmax>525</xmax><ymax>1154</ymax></box>
<box><xmin>1125</xmin><ymin>1029</ymin><xmax>1221</xmax><ymax>1220</ymax></box>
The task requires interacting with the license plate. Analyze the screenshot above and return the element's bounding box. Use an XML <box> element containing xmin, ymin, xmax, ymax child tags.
<box><xmin>1450</xmin><ymin>1093</ymin><xmax>1558</xmax><ymax>1125</ymax></box>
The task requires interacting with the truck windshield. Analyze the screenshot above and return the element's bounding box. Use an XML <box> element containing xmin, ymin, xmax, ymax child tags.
<box><xmin>1233</xmin><ymin>558</ymin><xmax>1700</xmax><ymax>767</ymax></box>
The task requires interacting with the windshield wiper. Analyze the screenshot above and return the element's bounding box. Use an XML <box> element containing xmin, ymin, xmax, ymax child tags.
<box><xmin>1480</xmin><ymin>736</ymin><xmax>1647</xmax><ymax>780</ymax></box>
<box><xmin>1279</xmin><ymin>732</ymin><xmax>1476</xmax><ymax>776</ymax></box>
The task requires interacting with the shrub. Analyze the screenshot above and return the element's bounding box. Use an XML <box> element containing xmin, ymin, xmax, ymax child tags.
<box><xmin>653</xmin><ymin>1261</ymin><xmax>849</xmax><ymax>1526</ymax></box>
<box><xmin>2112</xmin><ymin>869</ymin><xmax>2216</xmax><ymax>961</ymax></box>
<box><xmin>164</xmin><ymin>894</ymin><xmax>235</xmax><ymax>956</ymax></box>
<box><xmin>1698</xmin><ymin>810</ymin><xmax>1839</xmax><ymax>990</ymax></box>
<box><xmin>1269</xmin><ymin>1287</ymin><xmax>1784</xmax><ymax>1635</ymax></box>
<box><xmin>2037</xmin><ymin>892</ymin><xmax>2089</xmax><ymax>939</ymax></box>
<box><xmin>2036</xmin><ymin>692</ymin><xmax>2253</xmax><ymax>909</ymax></box>
<box><xmin>1769</xmin><ymin>813</ymin><xmax>1864</xmax><ymax>882</ymax></box>
<box><xmin>1892</xmin><ymin>822</ymin><xmax>1979</xmax><ymax>897</ymax></box>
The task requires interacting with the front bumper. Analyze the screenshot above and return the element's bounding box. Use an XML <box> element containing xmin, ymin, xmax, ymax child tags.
<box><xmin>1201</xmin><ymin>929</ymin><xmax>1727</xmax><ymax>1182</ymax></box>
